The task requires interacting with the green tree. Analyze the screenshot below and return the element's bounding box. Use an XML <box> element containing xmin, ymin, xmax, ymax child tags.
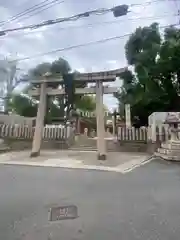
<box><xmin>9</xmin><ymin>94</ymin><xmax>37</xmax><ymax>117</ymax></box>
<box><xmin>115</xmin><ymin>23</ymin><xmax>180</xmax><ymax>125</ymax></box>
<box><xmin>9</xmin><ymin>58</ymin><xmax>96</xmax><ymax>119</ymax></box>
<box><xmin>75</xmin><ymin>95</ymin><xmax>96</xmax><ymax>111</ymax></box>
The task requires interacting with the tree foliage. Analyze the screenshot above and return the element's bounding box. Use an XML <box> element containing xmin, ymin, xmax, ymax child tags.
<box><xmin>9</xmin><ymin>57</ymin><xmax>96</xmax><ymax>120</ymax></box>
<box><xmin>115</xmin><ymin>23</ymin><xmax>180</xmax><ymax>126</ymax></box>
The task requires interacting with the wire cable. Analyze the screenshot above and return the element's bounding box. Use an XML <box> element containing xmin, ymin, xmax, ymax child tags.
<box><xmin>0</xmin><ymin>0</ymin><xmax>50</xmax><ymax>25</ymax></box>
<box><xmin>1</xmin><ymin>12</ymin><xmax>176</xmax><ymax>40</ymax></box>
<box><xmin>0</xmin><ymin>0</ymin><xmax>64</xmax><ymax>27</ymax></box>
<box><xmin>0</xmin><ymin>6</ymin><xmax>123</xmax><ymax>36</ymax></box>
<box><xmin>5</xmin><ymin>0</ymin><xmax>65</xmax><ymax>26</ymax></box>
<box><xmin>0</xmin><ymin>0</ymin><xmax>177</xmax><ymax>36</ymax></box>
<box><xmin>12</xmin><ymin>23</ymin><xmax>180</xmax><ymax>62</ymax></box>
<box><xmin>130</xmin><ymin>0</ymin><xmax>180</xmax><ymax>7</ymax></box>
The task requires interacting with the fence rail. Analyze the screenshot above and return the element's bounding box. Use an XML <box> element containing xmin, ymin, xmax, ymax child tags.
<box><xmin>0</xmin><ymin>124</ymin><xmax>173</xmax><ymax>143</ymax></box>
<box><xmin>0</xmin><ymin>124</ymin><xmax>74</xmax><ymax>140</ymax></box>
<box><xmin>117</xmin><ymin>125</ymin><xmax>171</xmax><ymax>142</ymax></box>
<box><xmin>117</xmin><ymin>127</ymin><xmax>148</xmax><ymax>141</ymax></box>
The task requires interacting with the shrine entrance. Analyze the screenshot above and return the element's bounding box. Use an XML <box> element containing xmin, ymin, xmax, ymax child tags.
<box><xmin>28</xmin><ymin>68</ymin><xmax>126</xmax><ymax>160</ymax></box>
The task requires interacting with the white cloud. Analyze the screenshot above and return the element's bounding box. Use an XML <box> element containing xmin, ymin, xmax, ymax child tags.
<box><xmin>0</xmin><ymin>0</ymin><xmax>177</xmax><ymax>109</ymax></box>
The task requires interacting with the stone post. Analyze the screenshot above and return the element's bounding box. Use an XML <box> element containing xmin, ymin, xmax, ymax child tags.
<box><xmin>76</xmin><ymin>117</ymin><xmax>80</xmax><ymax>134</ymax></box>
<box><xmin>112</xmin><ymin>115</ymin><xmax>115</xmax><ymax>136</ymax></box>
<box><xmin>84</xmin><ymin>128</ymin><xmax>88</xmax><ymax>137</ymax></box>
<box><xmin>151</xmin><ymin>120</ymin><xmax>157</xmax><ymax>143</ymax></box>
<box><xmin>30</xmin><ymin>82</ymin><xmax>47</xmax><ymax>157</ymax></box>
<box><xmin>125</xmin><ymin>104</ymin><xmax>131</xmax><ymax>127</ymax></box>
<box><xmin>96</xmin><ymin>81</ymin><xmax>106</xmax><ymax>160</ymax></box>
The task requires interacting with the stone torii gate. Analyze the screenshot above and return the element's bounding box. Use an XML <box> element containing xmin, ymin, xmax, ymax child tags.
<box><xmin>28</xmin><ymin>68</ymin><xmax>126</xmax><ymax>160</ymax></box>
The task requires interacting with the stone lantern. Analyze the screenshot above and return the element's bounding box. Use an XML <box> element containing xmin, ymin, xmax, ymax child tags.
<box><xmin>165</xmin><ymin>112</ymin><xmax>180</xmax><ymax>142</ymax></box>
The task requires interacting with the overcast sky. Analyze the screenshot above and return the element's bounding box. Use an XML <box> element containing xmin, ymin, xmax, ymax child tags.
<box><xmin>0</xmin><ymin>0</ymin><xmax>178</xmax><ymax>110</ymax></box>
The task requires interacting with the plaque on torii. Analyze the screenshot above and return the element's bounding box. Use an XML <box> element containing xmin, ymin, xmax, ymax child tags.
<box><xmin>28</xmin><ymin>67</ymin><xmax>127</xmax><ymax>160</ymax></box>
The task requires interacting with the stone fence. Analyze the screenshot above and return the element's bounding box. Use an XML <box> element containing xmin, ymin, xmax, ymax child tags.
<box><xmin>117</xmin><ymin>125</ymin><xmax>171</xmax><ymax>143</ymax></box>
<box><xmin>0</xmin><ymin>123</ymin><xmax>173</xmax><ymax>153</ymax></box>
<box><xmin>0</xmin><ymin>124</ymin><xmax>172</xmax><ymax>143</ymax></box>
<box><xmin>0</xmin><ymin>124</ymin><xmax>75</xmax><ymax>151</ymax></box>
<box><xmin>0</xmin><ymin>124</ymin><xmax>74</xmax><ymax>140</ymax></box>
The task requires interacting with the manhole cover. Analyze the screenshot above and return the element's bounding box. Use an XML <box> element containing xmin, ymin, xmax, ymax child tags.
<box><xmin>49</xmin><ymin>205</ymin><xmax>78</xmax><ymax>221</ymax></box>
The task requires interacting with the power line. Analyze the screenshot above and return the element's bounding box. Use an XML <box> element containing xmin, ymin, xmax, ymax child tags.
<box><xmin>5</xmin><ymin>0</ymin><xmax>65</xmax><ymax>26</ymax></box>
<box><xmin>12</xmin><ymin>23</ymin><xmax>180</xmax><ymax>62</ymax></box>
<box><xmin>131</xmin><ymin>0</ymin><xmax>180</xmax><ymax>7</ymax></box>
<box><xmin>0</xmin><ymin>5</ymin><xmax>129</xmax><ymax>36</ymax></box>
<box><xmin>0</xmin><ymin>0</ymin><xmax>50</xmax><ymax>25</ymax></box>
<box><xmin>0</xmin><ymin>0</ymin><xmax>177</xmax><ymax>36</ymax></box>
<box><xmin>0</xmin><ymin>12</ymin><xmax>177</xmax><ymax>40</ymax></box>
<box><xmin>0</xmin><ymin>0</ymin><xmax>64</xmax><ymax>27</ymax></box>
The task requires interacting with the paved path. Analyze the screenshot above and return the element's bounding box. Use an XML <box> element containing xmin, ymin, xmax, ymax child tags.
<box><xmin>1</xmin><ymin>159</ymin><xmax>180</xmax><ymax>239</ymax></box>
<box><xmin>0</xmin><ymin>150</ymin><xmax>151</xmax><ymax>173</ymax></box>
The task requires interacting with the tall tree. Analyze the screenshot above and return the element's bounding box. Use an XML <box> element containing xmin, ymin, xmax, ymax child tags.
<box><xmin>0</xmin><ymin>59</ymin><xmax>29</xmax><ymax>113</ymax></box>
<box><xmin>115</xmin><ymin>23</ymin><xmax>180</xmax><ymax>125</ymax></box>
<box><xmin>9</xmin><ymin>58</ymin><xmax>97</xmax><ymax>119</ymax></box>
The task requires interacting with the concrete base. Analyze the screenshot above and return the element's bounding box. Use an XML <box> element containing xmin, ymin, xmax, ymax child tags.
<box><xmin>156</xmin><ymin>140</ymin><xmax>180</xmax><ymax>162</ymax></box>
<box><xmin>155</xmin><ymin>152</ymin><xmax>180</xmax><ymax>161</ymax></box>
<box><xmin>97</xmin><ymin>153</ymin><xmax>106</xmax><ymax>161</ymax></box>
<box><xmin>30</xmin><ymin>151</ymin><xmax>40</xmax><ymax>158</ymax></box>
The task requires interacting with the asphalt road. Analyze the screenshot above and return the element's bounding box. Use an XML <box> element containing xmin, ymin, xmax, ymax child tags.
<box><xmin>1</xmin><ymin>159</ymin><xmax>180</xmax><ymax>239</ymax></box>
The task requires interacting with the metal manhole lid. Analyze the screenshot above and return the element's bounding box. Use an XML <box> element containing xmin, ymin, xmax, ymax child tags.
<box><xmin>49</xmin><ymin>205</ymin><xmax>78</xmax><ymax>221</ymax></box>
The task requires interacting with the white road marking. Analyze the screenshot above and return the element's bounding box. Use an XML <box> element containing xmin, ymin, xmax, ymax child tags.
<box><xmin>118</xmin><ymin>157</ymin><xmax>153</xmax><ymax>173</ymax></box>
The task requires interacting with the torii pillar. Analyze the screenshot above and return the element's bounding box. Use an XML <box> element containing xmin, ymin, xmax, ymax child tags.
<box><xmin>30</xmin><ymin>81</ymin><xmax>47</xmax><ymax>157</ymax></box>
<box><xmin>96</xmin><ymin>81</ymin><xmax>106</xmax><ymax>160</ymax></box>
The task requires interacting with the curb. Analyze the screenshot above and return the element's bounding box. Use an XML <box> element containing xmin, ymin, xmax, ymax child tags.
<box><xmin>0</xmin><ymin>161</ymin><xmax>123</xmax><ymax>173</ymax></box>
<box><xmin>0</xmin><ymin>156</ymin><xmax>154</xmax><ymax>174</ymax></box>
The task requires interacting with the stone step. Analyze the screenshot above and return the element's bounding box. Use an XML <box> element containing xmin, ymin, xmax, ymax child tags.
<box><xmin>74</xmin><ymin>139</ymin><xmax>97</xmax><ymax>147</ymax></box>
<box><xmin>75</xmin><ymin>147</ymin><xmax>147</xmax><ymax>152</ymax></box>
<box><xmin>70</xmin><ymin>147</ymin><xmax>97</xmax><ymax>151</ymax></box>
<box><xmin>120</xmin><ymin>142</ymin><xmax>147</xmax><ymax>147</ymax></box>
<box><xmin>41</xmin><ymin>141</ymin><xmax>69</xmax><ymax>149</ymax></box>
<box><xmin>69</xmin><ymin>148</ymin><xmax>120</xmax><ymax>152</ymax></box>
<box><xmin>119</xmin><ymin>144</ymin><xmax>147</xmax><ymax>152</ymax></box>
<box><xmin>119</xmin><ymin>147</ymin><xmax>146</xmax><ymax>152</ymax></box>
<box><xmin>155</xmin><ymin>152</ymin><xmax>180</xmax><ymax>161</ymax></box>
<box><xmin>70</xmin><ymin>144</ymin><xmax>120</xmax><ymax>152</ymax></box>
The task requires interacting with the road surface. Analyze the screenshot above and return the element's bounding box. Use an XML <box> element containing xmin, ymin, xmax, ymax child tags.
<box><xmin>0</xmin><ymin>159</ymin><xmax>180</xmax><ymax>239</ymax></box>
